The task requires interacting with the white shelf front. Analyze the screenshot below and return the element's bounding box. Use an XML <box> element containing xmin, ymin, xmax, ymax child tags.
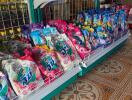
<box><xmin>25</xmin><ymin>66</ymin><xmax>81</xmax><ymax>100</ymax></box>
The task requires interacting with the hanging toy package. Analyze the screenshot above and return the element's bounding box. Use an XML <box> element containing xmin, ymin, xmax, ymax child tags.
<box><xmin>0</xmin><ymin>72</ymin><xmax>16</xmax><ymax>100</ymax></box>
<box><xmin>2</xmin><ymin>59</ymin><xmax>43</xmax><ymax>98</ymax></box>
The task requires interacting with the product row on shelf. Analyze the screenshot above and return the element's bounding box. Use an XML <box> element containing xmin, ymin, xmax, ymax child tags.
<box><xmin>0</xmin><ymin>5</ymin><xmax>129</xmax><ymax>100</ymax></box>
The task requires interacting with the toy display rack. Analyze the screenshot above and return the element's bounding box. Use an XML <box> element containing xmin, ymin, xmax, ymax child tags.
<box><xmin>15</xmin><ymin>33</ymin><xmax>129</xmax><ymax>100</ymax></box>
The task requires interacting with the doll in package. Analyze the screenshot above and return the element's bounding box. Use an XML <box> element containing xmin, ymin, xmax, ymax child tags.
<box><xmin>6</xmin><ymin>40</ymin><xmax>31</xmax><ymax>58</ymax></box>
<box><xmin>0</xmin><ymin>71</ymin><xmax>16</xmax><ymax>100</ymax></box>
<box><xmin>2</xmin><ymin>59</ymin><xmax>43</xmax><ymax>97</ymax></box>
<box><xmin>40</xmin><ymin>52</ymin><xmax>63</xmax><ymax>83</ymax></box>
<box><xmin>102</xmin><ymin>13</ymin><xmax>114</xmax><ymax>43</ymax></box>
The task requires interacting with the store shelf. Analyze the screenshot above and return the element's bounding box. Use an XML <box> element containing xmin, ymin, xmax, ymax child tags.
<box><xmin>23</xmin><ymin>33</ymin><xmax>128</xmax><ymax>100</ymax></box>
<box><xmin>127</xmin><ymin>21</ymin><xmax>132</xmax><ymax>24</ymax></box>
<box><xmin>79</xmin><ymin>33</ymin><xmax>129</xmax><ymax>76</ymax></box>
<box><xmin>23</xmin><ymin>66</ymin><xmax>81</xmax><ymax>100</ymax></box>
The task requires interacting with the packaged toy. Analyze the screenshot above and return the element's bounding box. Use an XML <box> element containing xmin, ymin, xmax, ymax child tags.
<box><xmin>67</xmin><ymin>24</ymin><xmax>91</xmax><ymax>59</ymax></box>
<box><xmin>2</xmin><ymin>59</ymin><xmax>43</xmax><ymax>97</ymax></box>
<box><xmin>53</xmin><ymin>34</ymin><xmax>80</xmax><ymax>70</ymax></box>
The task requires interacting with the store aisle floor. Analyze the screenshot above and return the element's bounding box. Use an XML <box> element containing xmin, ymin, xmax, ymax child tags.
<box><xmin>53</xmin><ymin>33</ymin><xmax>132</xmax><ymax>100</ymax></box>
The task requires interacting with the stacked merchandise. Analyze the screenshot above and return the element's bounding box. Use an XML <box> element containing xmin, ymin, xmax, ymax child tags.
<box><xmin>0</xmin><ymin>6</ymin><xmax>128</xmax><ymax>99</ymax></box>
<box><xmin>75</xmin><ymin>8</ymin><xmax>128</xmax><ymax>50</ymax></box>
<box><xmin>0</xmin><ymin>24</ymin><xmax>81</xmax><ymax>99</ymax></box>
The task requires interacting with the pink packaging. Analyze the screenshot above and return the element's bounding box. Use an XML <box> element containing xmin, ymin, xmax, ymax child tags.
<box><xmin>2</xmin><ymin>59</ymin><xmax>43</xmax><ymax>98</ymax></box>
<box><xmin>48</xmin><ymin>20</ymin><xmax>68</xmax><ymax>33</ymax></box>
<box><xmin>0</xmin><ymin>71</ymin><xmax>16</xmax><ymax>99</ymax></box>
<box><xmin>53</xmin><ymin>34</ymin><xmax>81</xmax><ymax>71</ymax></box>
<box><xmin>66</xmin><ymin>24</ymin><xmax>91</xmax><ymax>60</ymax></box>
<box><xmin>31</xmin><ymin>47</ymin><xmax>64</xmax><ymax>85</ymax></box>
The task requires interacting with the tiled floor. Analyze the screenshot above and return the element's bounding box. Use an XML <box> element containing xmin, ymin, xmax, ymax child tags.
<box><xmin>53</xmin><ymin>33</ymin><xmax>132</xmax><ymax>100</ymax></box>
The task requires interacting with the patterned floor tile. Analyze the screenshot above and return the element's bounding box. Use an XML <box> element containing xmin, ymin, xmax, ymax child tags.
<box><xmin>54</xmin><ymin>80</ymin><xmax>102</xmax><ymax>100</ymax></box>
<box><xmin>91</xmin><ymin>58</ymin><xmax>132</xmax><ymax>85</ymax></box>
